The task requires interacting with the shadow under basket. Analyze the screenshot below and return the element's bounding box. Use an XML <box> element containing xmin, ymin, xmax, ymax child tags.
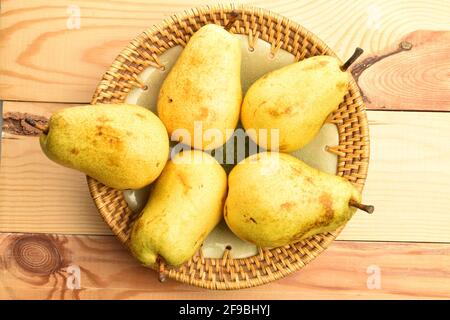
<box><xmin>87</xmin><ymin>4</ymin><xmax>370</xmax><ymax>290</ymax></box>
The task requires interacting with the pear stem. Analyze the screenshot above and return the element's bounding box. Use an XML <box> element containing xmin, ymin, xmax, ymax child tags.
<box><xmin>156</xmin><ymin>255</ymin><xmax>167</xmax><ymax>283</ymax></box>
<box><xmin>224</xmin><ymin>11</ymin><xmax>239</xmax><ymax>31</ymax></box>
<box><xmin>349</xmin><ymin>200</ymin><xmax>374</xmax><ymax>214</ymax></box>
<box><xmin>24</xmin><ymin>117</ymin><xmax>49</xmax><ymax>134</ymax></box>
<box><xmin>340</xmin><ymin>47</ymin><xmax>364</xmax><ymax>71</ymax></box>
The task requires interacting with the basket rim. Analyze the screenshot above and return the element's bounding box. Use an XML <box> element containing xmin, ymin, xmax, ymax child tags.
<box><xmin>88</xmin><ymin>3</ymin><xmax>370</xmax><ymax>290</ymax></box>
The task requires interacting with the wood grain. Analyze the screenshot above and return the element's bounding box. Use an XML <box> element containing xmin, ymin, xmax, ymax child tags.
<box><xmin>339</xmin><ymin>111</ymin><xmax>450</xmax><ymax>242</ymax></box>
<box><xmin>0</xmin><ymin>102</ymin><xmax>110</xmax><ymax>235</ymax></box>
<box><xmin>1</xmin><ymin>232</ymin><xmax>449</xmax><ymax>299</ymax></box>
<box><xmin>1</xmin><ymin>0</ymin><xmax>449</xmax><ymax>103</ymax></box>
<box><xmin>351</xmin><ymin>30</ymin><xmax>450</xmax><ymax>111</ymax></box>
<box><xmin>2</xmin><ymin>102</ymin><xmax>450</xmax><ymax>243</ymax></box>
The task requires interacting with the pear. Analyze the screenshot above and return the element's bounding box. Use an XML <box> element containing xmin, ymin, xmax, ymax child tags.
<box><xmin>241</xmin><ymin>49</ymin><xmax>363</xmax><ymax>152</ymax></box>
<box><xmin>39</xmin><ymin>103</ymin><xmax>169</xmax><ymax>190</ymax></box>
<box><xmin>224</xmin><ymin>152</ymin><xmax>373</xmax><ymax>247</ymax></box>
<box><xmin>129</xmin><ymin>150</ymin><xmax>227</xmax><ymax>268</ymax></box>
<box><xmin>157</xmin><ymin>24</ymin><xmax>242</xmax><ymax>150</ymax></box>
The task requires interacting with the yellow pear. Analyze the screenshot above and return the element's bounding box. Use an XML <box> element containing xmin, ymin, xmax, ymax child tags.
<box><xmin>129</xmin><ymin>150</ymin><xmax>227</xmax><ymax>268</ymax></box>
<box><xmin>157</xmin><ymin>24</ymin><xmax>242</xmax><ymax>150</ymax></box>
<box><xmin>225</xmin><ymin>152</ymin><xmax>373</xmax><ymax>247</ymax></box>
<box><xmin>39</xmin><ymin>104</ymin><xmax>169</xmax><ymax>190</ymax></box>
<box><xmin>241</xmin><ymin>49</ymin><xmax>363</xmax><ymax>152</ymax></box>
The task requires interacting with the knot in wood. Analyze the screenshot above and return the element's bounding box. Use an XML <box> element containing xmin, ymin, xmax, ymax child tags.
<box><xmin>12</xmin><ymin>236</ymin><xmax>62</xmax><ymax>275</ymax></box>
<box><xmin>399</xmin><ymin>41</ymin><xmax>413</xmax><ymax>51</ymax></box>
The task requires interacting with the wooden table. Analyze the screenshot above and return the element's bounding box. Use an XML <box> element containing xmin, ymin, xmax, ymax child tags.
<box><xmin>1</xmin><ymin>0</ymin><xmax>449</xmax><ymax>299</ymax></box>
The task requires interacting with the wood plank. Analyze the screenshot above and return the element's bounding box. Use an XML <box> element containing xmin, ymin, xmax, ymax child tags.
<box><xmin>1</xmin><ymin>0</ymin><xmax>449</xmax><ymax>104</ymax></box>
<box><xmin>350</xmin><ymin>30</ymin><xmax>450</xmax><ymax>111</ymax></box>
<box><xmin>1</xmin><ymin>233</ymin><xmax>449</xmax><ymax>299</ymax></box>
<box><xmin>0</xmin><ymin>102</ymin><xmax>110</xmax><ymax>234</ymax></box>
<box><xmin>338</xmin><ymin>111</ymin><xmax>450</xmax><ymax>242</ymax></box>
<box><xmin>2</xmin><ymin>102</ymin><xmax>450</xmax><ymax>243</ymax></box>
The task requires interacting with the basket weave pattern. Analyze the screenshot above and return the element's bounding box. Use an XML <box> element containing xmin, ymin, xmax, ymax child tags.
<box><xmin>87</xmin><ymin>5</ymin><xmax>369</xmax><ymax>290</ymax></box>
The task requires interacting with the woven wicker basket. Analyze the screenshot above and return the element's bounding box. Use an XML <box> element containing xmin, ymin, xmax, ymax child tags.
<box><xmin>87</xmin><ymin>4</ymin><xmax>370</xmax><ymax>290</ymax></box>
